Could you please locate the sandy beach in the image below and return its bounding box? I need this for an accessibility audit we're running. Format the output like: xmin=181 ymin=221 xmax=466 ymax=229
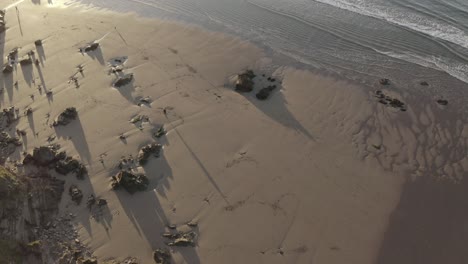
xmin=0 ymin=1 xmax=467 ymax=263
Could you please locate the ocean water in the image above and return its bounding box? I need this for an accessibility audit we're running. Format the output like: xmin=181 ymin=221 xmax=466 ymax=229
xmin=64 ymin=0 xmax=468 ymax=100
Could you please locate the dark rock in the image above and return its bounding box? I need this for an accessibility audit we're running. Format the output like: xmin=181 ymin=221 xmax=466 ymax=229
xmin=34 ymin=40 xmax=42 ymax=46
xmin=80 ymin=42 xmax=99 ymax=53
xmin=25 ymin=146 xmax=60 ymax=166
xmin=2 ymin=106 xmax=17 ymax=124
xmin=113 ymin=73 xmax=134 ymax=87
xmin=55 ymin=157 xmax=87 ymax=179
xmin=97 ymin=198 xmax=107 ymax=206
xmin=154 ymin=126 xmax=166 ymax=138
xmin=0 ymin=131 xmax=21 ymax=147
xmin=137 ymin=96 xmax=152 ymax=106
xmin=235 ymin=70 xmax=255 ymax=93
xmin=68 ymin=184 xmax=83 ymax=204
xmin=389 ymin=98 xmax=404 ymax=108
xmin=24 ymin=108 xmax=33 ymax=116
xmin=138 ymin=143 xmax=162 ymax=165
xmin=167 ymin=231 xmax=197 ymax=247
xmin=153 ymin=248 xmax=171 ymax=264
xmin=420 ymin=81 xmax=429 ymax=86
xmin=82 ymin=258 xmax=98 ymax=264
xmin=436 ymin=99 xmax=448 ymax=106
xmin=256 ymin=85 xmax=276 ymax=100
xmin=112 ymin=171 xmax=149 ymax=194
xmin=19 ymin=57 xmax=32 ymax=66
xmin=2 ymin=64 xmax=13 ymax=74
xmin=379 ymin=78 xmax=390 ymax=85
xmin=7 ymin=48 xmax=18 ymax=61
xmin=53 ymin=107 xmax=78 ymax=126
xmin=87 ymin=194 xmax=96 ymax=208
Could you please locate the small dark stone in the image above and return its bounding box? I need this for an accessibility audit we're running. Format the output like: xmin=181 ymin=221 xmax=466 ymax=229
xmin=436 ymin=99 xmax=448 ymax=106
xmin=379 ymin=78 xmax=390 ymax=85
xmin=420 ymin=81 xmax=429 ymax=86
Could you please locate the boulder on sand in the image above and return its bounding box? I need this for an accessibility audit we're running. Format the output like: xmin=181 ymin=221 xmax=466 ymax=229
xmin=436 ymin=99 xmax=448 ymax=105
xmin=55 ymin=157 xmax=87 ymax=179
xmin=256 ymin=85 xmax=276 ymax=100
xmin=138 ymin=143 xmax=162 ymax=165
xmin=113 ymin=73 xmax=134 ymax=87
xmin=53 ymin=107 xmax=78 ymax=126
xmin=111 ymin=170 xmax=149 ymax=194
xmin=69 ymin=184 xmax=83 ymax=204
xmin=235 ymin=70 xmax=255 ymax=93
xmin=153 ymin=248 xmax=171 ymax=264
xmin=2 ymin=64 xmax=13 ymax=74
xmin=23 ymin=145 xmax=65 ymax=166
xmin=80 ymin=42 xmax=99 ymax=53
xmin=379 ymin=78 xmax=390 ymax=85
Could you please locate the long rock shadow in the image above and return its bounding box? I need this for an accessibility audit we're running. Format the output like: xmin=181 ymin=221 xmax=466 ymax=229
xmin=86 ymin=46 xmax=105 ymax=65
xmin=21 ymin=63 xmax=34 ymax=87
xmin=53 ymin=116 xmax=92 ymax=165
xmin=2 ymin=70 xmax=14 ymax=102
xmin=27 ymin=111 xmax=36 ymax=135
xmin=245 ymin=87 xmax=315 ymax=141
xmin=36 ymin=43 xmax=46 ymax=65
xmin=114 ymin=153 xmax=200 ymax=264
xmin=112 ymin=75 xmax=135 ymax=103
xmin=376 ymin=175 xmax=468 ymax=264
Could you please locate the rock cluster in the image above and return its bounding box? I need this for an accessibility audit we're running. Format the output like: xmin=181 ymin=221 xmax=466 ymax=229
xmin=153 ymin=248 xmax=171 ymax=264
xmin=113 ymin=73 xmax=134 ymax=87
xmin=23 ymin=145 xmax=87 ymax=178
xmin=374 ymin=90 xmax=406 ymax=111
xmin=235 ymin=70 xmax=255 ymax=92
xmin=138 ymin=143 xmax=162 ymax=165
xmin=0 ymin=10 xmax=5 ymax=33
xmin=379 ymin=78 xmax=390 ymax=85
xmin=256 ymin=85 xmax=277 ymax=100
xmin=111 ymin=170 xmax=149 ymax=194
xmin=79 ymin=42 xmax=99 ymax=53
xmin=163 ymin=231 xmax=197 ymax=247
xmin=53 ymin=107 xmax=78 ymax=126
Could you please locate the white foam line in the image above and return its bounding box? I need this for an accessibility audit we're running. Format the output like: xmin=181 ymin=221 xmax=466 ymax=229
xmin=313 ymin=0 xmax=468 ymax=50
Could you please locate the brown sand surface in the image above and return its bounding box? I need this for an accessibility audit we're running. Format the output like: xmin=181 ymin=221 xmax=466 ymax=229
xmin=0 ymin=1 xmax=466 ymax=263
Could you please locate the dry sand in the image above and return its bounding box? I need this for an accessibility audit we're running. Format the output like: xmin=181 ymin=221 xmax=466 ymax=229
xmin=0 ymin=1 xmax=467 ymax=263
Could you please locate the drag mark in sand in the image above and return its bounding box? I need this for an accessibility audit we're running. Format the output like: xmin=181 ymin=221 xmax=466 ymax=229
xmin=164 ymin=108 xmax=230 ymax=205
xmin=15 ymin=6 xmax=23 ymax=36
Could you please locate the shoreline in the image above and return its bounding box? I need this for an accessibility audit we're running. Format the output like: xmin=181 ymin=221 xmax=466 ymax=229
xmin=0 ymin=1 xmax=466 ymax=264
